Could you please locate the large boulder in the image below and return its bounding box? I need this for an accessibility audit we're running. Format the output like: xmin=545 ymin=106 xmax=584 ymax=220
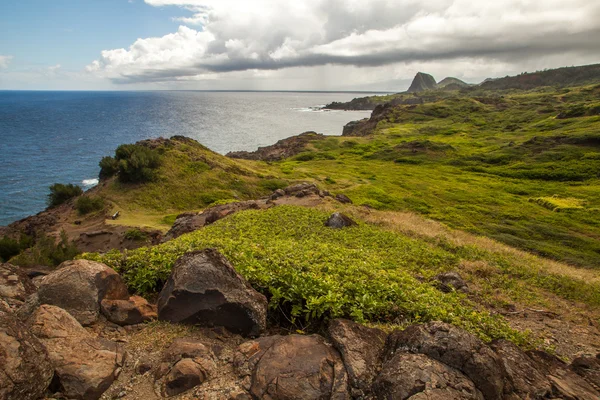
xmin=325 ymin=212 xmax=357 ymax=229
xmin=490 ymin=339 xmax=552 ymax=399
xmin=328 ymin=318 xmax=387 ymax=393
xmin=157 ymin=249 xmax=268 ymax=337
xmin=0 ymin=263 xmax=37 ymax=308
xmin=235 ymin=334 xmax=349 ymax=399
xmin=100 ymin=295 xmax=157 ymax=326
xmin=155 ymin=338 xmax=216 ymax=397
xmin=372 ymin=352 xmax=484 ymax=400
xmin=0 ymin=300 xmax=53 ymax=400
xmin=571 ymin=354 xmax=600 ymax=391
xmin=527 ymin=350 xmax=600 ymax=400
xmin=29 ymin=304 xmax=125 ymax=400
xmin=385 ymin=322 xmax=506 ymax=400
xmin=37 ymin=259 xmax=129 ymax=325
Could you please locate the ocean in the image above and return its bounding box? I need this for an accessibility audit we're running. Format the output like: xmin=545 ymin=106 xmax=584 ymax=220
xmin=0 ymin=91 xmax=374 ymax=225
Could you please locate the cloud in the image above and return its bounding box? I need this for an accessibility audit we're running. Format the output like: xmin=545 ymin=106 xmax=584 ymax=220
xmin=87 ymin=0 xmax=600 ymax=86
xmin=0 ymin=55 xmax=13 ymax=69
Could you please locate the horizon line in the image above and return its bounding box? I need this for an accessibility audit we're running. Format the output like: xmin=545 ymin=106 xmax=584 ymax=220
xmin=0 ymin=89 xmax=397 ymax=94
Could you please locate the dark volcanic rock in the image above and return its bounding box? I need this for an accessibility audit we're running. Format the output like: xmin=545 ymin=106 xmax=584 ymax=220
xmin=325 ymin=212 xmax=357 ymax=229
xmin=284 ymin=182 xmax=320 ymax=196
xmin=155 ymin=338 xmax=216 ymax=397
xmin=342 ymin=118 xmax=370 ymax=136
xmin=407 ymin=72 xmax=438 ymax=93
xmin=328 ymin=318 xmax=387 ymax=392
xmin=157 ymin=249 xmax=268 ymax=337
xmin=37 ymin=259 xmax=130 ymax=325
xmin=235 ymin=334 xmax=349 ymax=399
xmin=100 ymin=295 xmax=157 ymax=326
xmin=527 ymin=350 xmax=600 ymax=399
xmin=571 ymin=354 xmax=600 ymax=391
xmin=434 ymin=271 xmax=469 ymax=293
xmin=227 ymin=131 xmax=325 ymax=161
xmin=386 ymin=322 xmax=506 ymax=400
xmin=372 ymin=352 xmax=484 ymax=400
xmin=29 ymin=304 xmax=125 ymax=400
xmin=335 ymin=193 xmax=353 ymax=204
xmin=490 ymin=339 xmax=552 ymax=399
xmin=0 ymin=300 xmax=53 ymax=400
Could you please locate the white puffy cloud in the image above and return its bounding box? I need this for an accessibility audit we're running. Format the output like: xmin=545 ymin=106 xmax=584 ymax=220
xmin=0 ymin=55 xmax=13 ymax=69
xmin=86 ymin=0 xmax=600 ymax=88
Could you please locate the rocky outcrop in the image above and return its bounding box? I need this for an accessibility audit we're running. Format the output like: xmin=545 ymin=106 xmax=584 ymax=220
xmin=571 ymin=354 xmax=600 ymax=391
xmin=386 ymin=322 xmax=506 ymax=400
xmin=434 ymin=271 xmax=469 ymax=293
xmin=235 ymin=334 xmax=349 ymax=399
xmin=37 ymin=259 xmax=129 ymax=325
xmin=163 ymin=201 xmax=264 ymax=241
xmin=325 ymin=212 xmax=357 ymax=229
xmin=0 ymin=300 xmax=53 ymax=400
xmin=100 ymin=295 xmax=157 ymax=326
xmin=155 ymin=338 xmax=216 ymax=397
xmin=373 ymin=352 xmax=484 ymax=399
xmin=284 ymin=182 xmax=320 ymax=197
xmin=157 ymin=249 xmax=268 ymax=337
xmin=342 ymin=118 xmax=370 ymax=135
xmin=437 ymin=77 xmax=470 ymax=89
xmin=335 ymin=193 xmax=353 ymax=204
xmin=0 ymin=263 xmax=37 ymax=308
xmin=407 ymin=72 xmax=438 ymax=93
xmin=490 ymin=339 xmax=552 ymax=399
xmin=226 ymin=131 xmax=325 ymax=161
xmin=328 ymin=319 xmax=387 ymax=393
xmin=527 ymin=350 xmax=600 ymax=400
xmin=28 ymin=304 xmax=125 ymax=400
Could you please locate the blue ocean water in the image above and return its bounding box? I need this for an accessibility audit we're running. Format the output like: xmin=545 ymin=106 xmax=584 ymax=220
xmin=0 ymin=91 xmax=373 ymax=225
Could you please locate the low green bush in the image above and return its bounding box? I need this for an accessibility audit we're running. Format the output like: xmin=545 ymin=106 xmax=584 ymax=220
xmin=100 ymin=143 xmax=161 ymax=183
xmin=11 ymin=231 xmax=79 ymax=268
xmin=0 ymin=234 xmax=33 ymax=262
xmin=124 ymin=229 xmax=148 ymax=241
xmin=75 ymin=196 xmax=105 ymax=215
xmin=47 ymin=183 xmax=83 ymax=208
xmin=82 ymin=206 xmax=529 ymax=344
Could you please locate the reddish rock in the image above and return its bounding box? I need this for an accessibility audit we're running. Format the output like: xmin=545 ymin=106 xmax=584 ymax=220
xmin=100 ymin=295 xmax=157 ymax=326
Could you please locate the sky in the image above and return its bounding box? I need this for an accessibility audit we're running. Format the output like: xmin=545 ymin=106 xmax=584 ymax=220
xmin=1 ymin=0 xmax=600 ymax=91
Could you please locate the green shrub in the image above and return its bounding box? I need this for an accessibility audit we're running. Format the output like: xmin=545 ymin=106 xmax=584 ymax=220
xmin=100 ymin=144 xmax=161 ymax=183
xmin=47 ymin=183 xmax=83 ymax=208
xmin=11 ymin=231 xmax=79 ymax=268
xmin=82 ymin=206 xmax=528 ymax=344
xmin=99 ymin=156 xmax=119 ymax=179
xmin=75 ymin=196 xmax=105 ymax=215
xmin=124 ymin=229 xmax=148 ymax=241
xmin=0 ymin=234 xmax=33 ymax=262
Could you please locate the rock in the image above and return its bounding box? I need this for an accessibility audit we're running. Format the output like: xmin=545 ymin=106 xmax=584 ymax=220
xmin=434 ymin=272 xmax=469 ymax=293
xmin=0 ymin=263 xmax=37 ymax=308
xmin=284 ymin=182 xmax=319 ymax=196
xmin=100 ymin=295 xmax=157 ymax=326
xmin=163 ymin=212 xmax=202 ymax=241
xmin=407 ymin=72 xmax=438 ymax=93
xmin=235 ymin=334 xmax=349 ymax=399
xmin=270 ymin=189 xmax=285 ymax=200
xmin=490 ymin=339 xmax=552 ymax=399
xmin=386 ymin=322 xmax=506 ymax=400
xmin=157 ymin=249 xmax=268 ymax=337
xmin=571 ymin=354 xmax=600 ymax=391
xmin=328 ymin=318 xmax=387 ymax=392
xmin=38 ymin=259 xmax=129 ymax=325
xmin=135 ymin=356 xmax=153 ymax=375
xmin=335 ymin=193 xmax=353 ymax=204
xmin=29 ymin=304 xmax=125 ymax=400
xmin=372 ymin=352 xmax=483 ymax=400
xmin=0 ymin=300 xmax=53 ymax=400
xmin=325 ymin=212 xmax=357 ymax=229
xmin=226 ymin=132 xmax=325 ymax=161
xmin=342 ymin=119 xmax=370 ymax=136
xmin=155 ymin=338 xmax=216 ymax=397
xmin=527 ymin=350 xmax=600 ymax=400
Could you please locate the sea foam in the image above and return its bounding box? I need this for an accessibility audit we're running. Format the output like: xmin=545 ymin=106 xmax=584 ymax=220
xmin=82 ymin=178 xmax=99 ymax=187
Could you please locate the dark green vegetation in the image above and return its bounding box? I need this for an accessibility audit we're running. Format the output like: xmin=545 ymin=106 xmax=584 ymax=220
xmin=0 ymin=234 xmax=33 ymax=262
xmin=75 ymin=196 xmax=105 ymax=215
xmin=47 ymin=183 xmax=83 ymax=207
xmin=11 ymin=231 xmax=79 ymax=267
xmin=124 ymin=228 xmax=149 ymax=241
xmin=100 ymin=143 xmax=161 ymax=183
xmin=82 ymin=206 xmax=531 ymax=344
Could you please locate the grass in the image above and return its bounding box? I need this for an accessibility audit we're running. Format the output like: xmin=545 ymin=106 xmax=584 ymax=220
xmin=83 ymin=205 xmax=535 ymax=345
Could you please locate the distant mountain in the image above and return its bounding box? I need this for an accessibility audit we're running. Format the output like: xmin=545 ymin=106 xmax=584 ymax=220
xmin=437 ymin=77 xmax=470 ymax=89
xmin=480 ymin=63 xmax=600 ymax=90
xmin=407 ymin=72 xmax=438 ymax=93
